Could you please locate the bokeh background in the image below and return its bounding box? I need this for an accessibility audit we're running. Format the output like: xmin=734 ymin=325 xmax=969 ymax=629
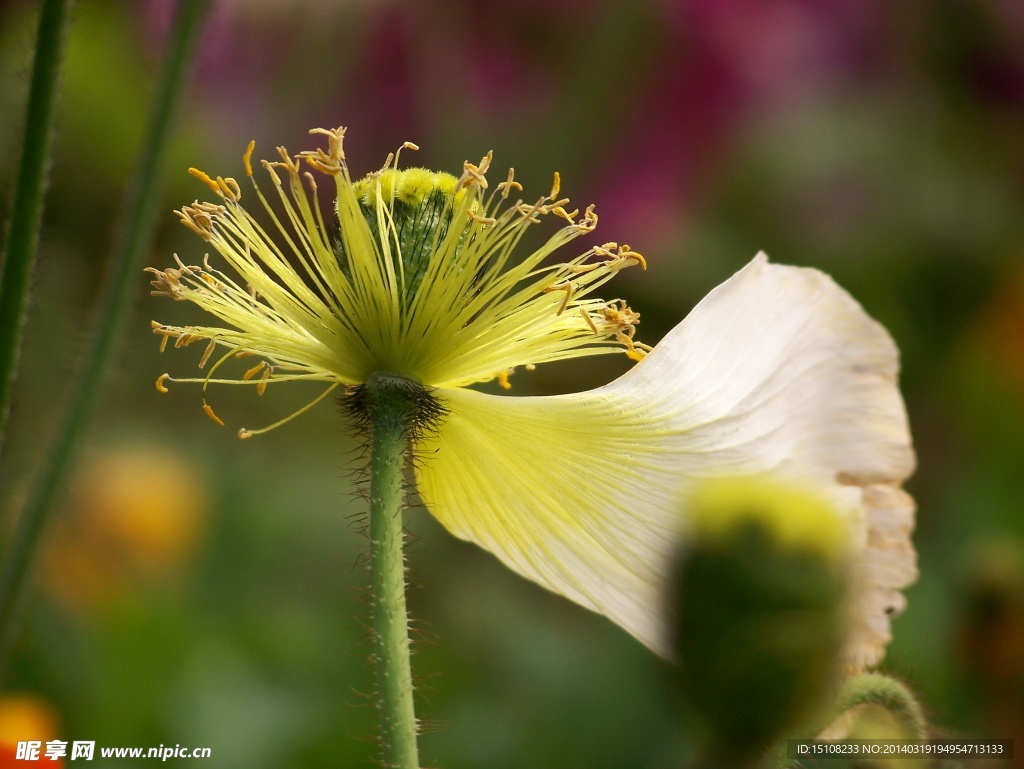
xmin=1 ymin=0 xmax=1023 ymax=766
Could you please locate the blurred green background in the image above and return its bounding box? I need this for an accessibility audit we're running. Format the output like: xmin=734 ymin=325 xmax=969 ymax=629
xmin=1 ymin=0 xmax=1023 ymax=766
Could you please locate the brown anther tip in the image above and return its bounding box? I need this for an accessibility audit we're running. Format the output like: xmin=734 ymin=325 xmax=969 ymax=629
xmin=155 ymin=374 xmax=170 ymax=393
xmin=188 ymin=167 xmax=219 ymax=192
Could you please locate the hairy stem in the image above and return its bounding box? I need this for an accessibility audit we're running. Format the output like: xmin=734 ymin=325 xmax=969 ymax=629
xmin=829 ymin=672 xmax=928 ymax=739
xmin=0 ymin=0 xmax=75 ymax=452
xmin=362 ymin=373 xmax=421 ymax=769
xmin=0 ymin=0 xmax=212 ymax=681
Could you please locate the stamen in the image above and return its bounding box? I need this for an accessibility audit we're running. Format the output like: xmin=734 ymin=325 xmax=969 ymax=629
xmin=497 ymin=168 xmax=523 ymax=199
xmin=550 ymin=171 xmax=561 ymax=200
xmin=260 ymin=159 xmax=282 ymax=186
xmin=217 ymin=176 xmax=242 ymax=202
xmin=307 ymin=127 xmax=346 ymax=165
xmin=574 ymin=204 xmax=598 ymax=233
xmin=188 ymin=167 xmax=219 ymax=192
xmin=155 ymin=373 xmax=170 ymax=393
xmin=580 ymin=307 xmax=600 ymax=335
xmin=497 ymin=368 xmax=514 ymax=389
xmin=243 ymin=361 xmax=267 ymax=380
xmin=469 ymin=211 xmax=497 ymax=226
xmin=237 ymin=383 xmax=339 ymax=439
xmin=202 ymin=402 xmax=225 ymax=426
xmin=257 ymin=365 xmax=272 ymax=396
xmin=199 ymin=339 xmax=217 ymax=369
xmin=616 ymin=245 xmax=647 ymax=270
xmin=542 ymin=281 xmax=574 ymax=315
xmin=394 ymin=142 xmax=418 ymax=171
xmin=243 ymin=140 xmax=256 ymax=176
xmin=553 ymin=206 xmax=579 ymax=224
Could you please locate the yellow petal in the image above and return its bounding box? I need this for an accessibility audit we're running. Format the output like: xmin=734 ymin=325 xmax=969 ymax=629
xmin=417 ymin=253 xmax=916 ymax=669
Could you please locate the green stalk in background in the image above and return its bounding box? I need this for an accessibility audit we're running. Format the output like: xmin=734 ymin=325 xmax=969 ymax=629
xmin=0 ymin=0 xmax=75 ymax=452
xmin=0 ymin=0 xmax=213 ymax=681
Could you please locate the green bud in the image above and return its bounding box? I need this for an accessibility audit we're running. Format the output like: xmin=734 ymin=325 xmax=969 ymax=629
xmin=672 ymin=477 xmax=850 ymax=767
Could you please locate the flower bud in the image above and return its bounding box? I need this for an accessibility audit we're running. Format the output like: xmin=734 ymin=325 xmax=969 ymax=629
xmin=671 ymin=477 xmax=851 ymax=766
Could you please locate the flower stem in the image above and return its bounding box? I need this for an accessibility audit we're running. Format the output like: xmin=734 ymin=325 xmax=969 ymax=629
xmin=0 ymin=0 xmax=75 ymax=452
xmin=362 ymin=373 xmax=422 ymax=769
xmin=0 ymin=0 xmax=211 ymax=681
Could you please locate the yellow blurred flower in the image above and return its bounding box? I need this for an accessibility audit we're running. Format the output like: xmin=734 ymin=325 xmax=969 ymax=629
xmin=43 ymin=445 xmax=208 ymax=611
xmin=149 ymin=128 xmax=915 ymax=670
xmin=0 ymin=693 xmax=60 ymax=766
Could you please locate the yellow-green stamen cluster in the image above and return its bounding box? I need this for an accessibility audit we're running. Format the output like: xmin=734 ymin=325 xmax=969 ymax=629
xmin=147 ymin=127 xmax=648 ymax=434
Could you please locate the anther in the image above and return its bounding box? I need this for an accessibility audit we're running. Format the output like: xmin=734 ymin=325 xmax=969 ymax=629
xmin=469 ymin=211 xmax=497 ymax=226
xmin=308 ymin=127 xmax=347 ymax=164
xmin=553 ymin=206 xmax=579 ymax=224
xmin=202 ymin=403 xmax=225 ymax=426
xmin=243 ymin=140 xmax=256 ymax=176
xmin=515 ymin=202 xmax=543 ymax=224
xmin=199 ymin=339 xmax=217 ymax=369
xmin=217 ymin=177 xmax=242 ymax=202
xmin=257 ymin=366 xmax=272 ymax=396
xmin=498 ymin=168 xmax=522 ymax=199
xmin=243 ymin=361 xmax=267 ymax=380
xmin=260 ymin=159 xmax=282 ymax=186
xmin=543 ymin=281 xmax=574 ymax=315
xmin=188 ymin=167 xmax=219 ymax=192
xmin=155 ymin=374 xmax=170 ymax=393
xmin=573 ymin=204 xmax=599 ymax=232
xmin=580 ymin=308 xmax=600 ymax=335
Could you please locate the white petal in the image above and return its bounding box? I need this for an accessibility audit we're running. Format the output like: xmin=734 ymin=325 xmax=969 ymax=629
xmin=416 ymin=253 xmax=916 ymax=668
